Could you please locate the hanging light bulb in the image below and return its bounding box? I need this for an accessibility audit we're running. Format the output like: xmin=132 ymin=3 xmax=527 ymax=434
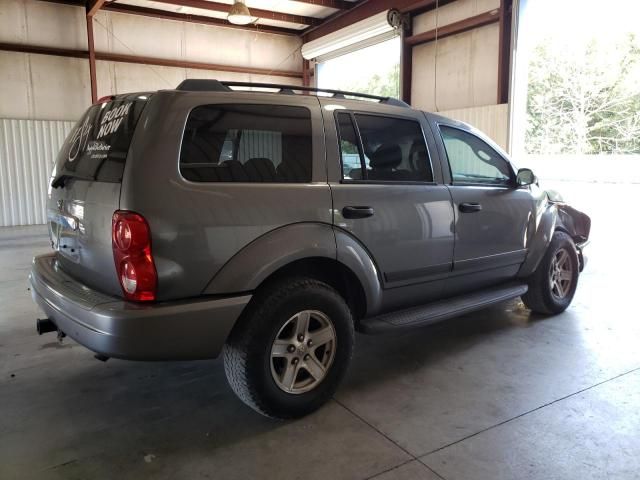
xmin=228 ymin=0 xmax=253 ymax=25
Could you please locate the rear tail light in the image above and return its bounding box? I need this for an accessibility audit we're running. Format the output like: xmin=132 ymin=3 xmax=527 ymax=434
xmin=112 ymin=211 xmax=157 ymax=301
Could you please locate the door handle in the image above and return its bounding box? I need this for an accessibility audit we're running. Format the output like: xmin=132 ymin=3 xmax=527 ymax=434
xmin=459 ymin=202 xmax=482 ymax=213
xmin=342 ymin=206 xmax=374 ymax=219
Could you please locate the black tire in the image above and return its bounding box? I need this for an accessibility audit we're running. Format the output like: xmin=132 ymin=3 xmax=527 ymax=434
xmin=223 ymin=277 xmax=354 ymax=419
xmin=522 ymin=231 xmax=579 ymax=315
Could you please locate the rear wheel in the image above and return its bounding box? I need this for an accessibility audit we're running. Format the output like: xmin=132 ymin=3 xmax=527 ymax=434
xmin=522 ymin=231 xmax=579 ymax=315
xmin=223 ymin=277 xmax=354 ymax=419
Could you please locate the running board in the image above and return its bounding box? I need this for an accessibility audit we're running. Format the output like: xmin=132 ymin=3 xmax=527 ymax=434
xmin=359 ymin=283 xmax=528 ymax=334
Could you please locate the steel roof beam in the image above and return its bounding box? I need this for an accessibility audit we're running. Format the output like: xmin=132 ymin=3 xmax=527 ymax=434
xmin=151 ymin=0 xmax=323 ymax=26
xmin=103 ymin=3 xmax=300 ymax=35
xmin=87 ymin=0 xmax=106 ymax=17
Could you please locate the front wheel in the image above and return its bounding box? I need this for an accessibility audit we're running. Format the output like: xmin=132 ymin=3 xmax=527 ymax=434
xmin=522 ymin=231 xmax=579 ymax=315
xmin=223 ymin=277 xmax=354 ymax=419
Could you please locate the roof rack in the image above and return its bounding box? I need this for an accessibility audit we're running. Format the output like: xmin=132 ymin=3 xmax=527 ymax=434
xmin=175 ymin=79 xmax=410 ymax=108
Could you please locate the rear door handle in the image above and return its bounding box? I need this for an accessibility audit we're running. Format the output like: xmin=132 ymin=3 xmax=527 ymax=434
xmin=342 ymin=206 xmax=374 ymax=219
xmin=459 ymin=202 xmax=482 ymax=213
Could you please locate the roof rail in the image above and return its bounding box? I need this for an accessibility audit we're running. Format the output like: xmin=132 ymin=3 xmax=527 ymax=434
xmin=176 ymin=79 xmax=231 ymax=92
xmin=175 ymin=79 xmax=410 ymax=108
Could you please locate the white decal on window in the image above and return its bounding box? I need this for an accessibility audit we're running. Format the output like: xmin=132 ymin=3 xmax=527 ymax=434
xmin=97 ymin=102 xmax=132 ymax=140
xmin=67 ymin=116 xmax=93 ymax=162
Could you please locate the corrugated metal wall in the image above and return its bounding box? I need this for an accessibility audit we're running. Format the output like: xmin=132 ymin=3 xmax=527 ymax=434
xmin=0 ymin=118 xmax=74 ymax=227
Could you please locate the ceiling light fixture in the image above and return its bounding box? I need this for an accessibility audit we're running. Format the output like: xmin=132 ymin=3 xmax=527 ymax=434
xmin=228 ymin=0 xmax=253 ymax=25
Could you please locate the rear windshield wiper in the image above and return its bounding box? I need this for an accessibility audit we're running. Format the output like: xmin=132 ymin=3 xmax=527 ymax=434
xmin=51 ymin=171 xmax=95 ymax=189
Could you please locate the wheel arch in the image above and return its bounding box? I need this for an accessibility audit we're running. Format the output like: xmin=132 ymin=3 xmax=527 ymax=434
xmin=519 ymin=199 xmax=591 ymax=278
xmin=249 ymin=257 xmax=369 ymax=322
xmin=518 ymin=202 xmax=558 ymax=278
xmin=204 ymin=222 xmax=383 ymax=319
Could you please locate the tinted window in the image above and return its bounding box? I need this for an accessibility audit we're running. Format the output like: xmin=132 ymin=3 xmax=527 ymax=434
xmin=336 ymin=112 xmax=364 ymax=179
xmin=180 ymin=104 xmax=312 ymax=183
xmin=54 ymin=93 xmax=149 ymax=183
xmin=340 ymin=114 xmax=432 ymax=182
xmin=440 ymin=126 xmax=512 ymax=185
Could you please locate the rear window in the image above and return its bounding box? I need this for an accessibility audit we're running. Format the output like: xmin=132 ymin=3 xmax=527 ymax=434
xmin=54 ymin=94 xmax=150 ymax=183
xmin=180 ymin=104 xmax=312 ymax=183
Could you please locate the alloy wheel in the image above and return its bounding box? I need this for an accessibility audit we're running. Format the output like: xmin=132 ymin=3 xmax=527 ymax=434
xmin=270 ymin=310 xmax=337 ymax=394
xmin=549 ymin=247 xmax=573 ymax=300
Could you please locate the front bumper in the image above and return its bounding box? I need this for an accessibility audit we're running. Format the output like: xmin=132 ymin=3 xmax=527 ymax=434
xmin=576 ymin=240 xmax=589 ymax=272
xmin=29 ymin=254 xmax=251 ymax=360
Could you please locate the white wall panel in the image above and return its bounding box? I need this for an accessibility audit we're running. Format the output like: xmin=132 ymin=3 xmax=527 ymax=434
xmin=411 ymin=22 xmax=500 ymax=112
xmin=95 ymin=61 xmax=186 ymax=99
xmin=0 ymin=52 xmax=31 ymax=120
xmin=0 ymin=0 xmax=86 ymax=50
xmin=93 ymin=10 xmax=185 ymax=62
xmin=0 ymin=52 xmax=91 ymax=121
xmin=0 ymin=118 xmax=74 ymax=227
xmin=95 ymin=62 xmax=302 ymax=99
xmin=92 ymin=10 xmax=302 ymax=73
xmin=413 ymin=0 xmax=500 ymax=34
xmin=0 ymin=0 xmax=303 ymax=121
xmin=439 ymin=103 xmax=509 ymax=151
xmin=184 ymin=22 xmax=302 ymax=71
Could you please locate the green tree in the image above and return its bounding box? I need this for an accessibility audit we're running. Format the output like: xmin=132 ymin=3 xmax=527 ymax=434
xmin=342 ymin=64 xmax=400 ymax=99
xmin=526 ymin=34 xmax=640 ymax=154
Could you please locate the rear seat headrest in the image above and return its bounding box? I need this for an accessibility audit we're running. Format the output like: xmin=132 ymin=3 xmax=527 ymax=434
xmin=370 ymin=143 xmax=402 ymax=169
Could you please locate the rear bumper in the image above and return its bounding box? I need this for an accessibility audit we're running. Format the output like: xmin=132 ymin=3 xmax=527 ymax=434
xmin=29 ymin=254 xmax=251 ymax=360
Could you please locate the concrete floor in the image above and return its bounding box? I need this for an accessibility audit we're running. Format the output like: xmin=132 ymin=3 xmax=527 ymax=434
xmin=1 ymin=181 xmax=639 ymax=480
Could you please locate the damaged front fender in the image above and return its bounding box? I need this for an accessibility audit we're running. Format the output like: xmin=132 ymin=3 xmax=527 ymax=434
xmin=518 ymin=191 xmax=591 ymax=278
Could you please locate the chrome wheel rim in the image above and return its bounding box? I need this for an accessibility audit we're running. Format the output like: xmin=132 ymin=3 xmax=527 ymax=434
xmin=549 ymin=247 xmax=573 ymax=300
xmin=270 ymin=310 xmax=337 ymax=395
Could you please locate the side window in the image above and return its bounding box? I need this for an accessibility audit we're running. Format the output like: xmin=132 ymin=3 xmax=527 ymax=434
xmin=180 ymin=104 xmax=312 ymax=182
xmin=336 ymin=112 xmax=365 ymax=180
xmin=440 ymin=126 xmax=512 ymax=185
xmin=351 ymin=114 xmax=433 ymax=182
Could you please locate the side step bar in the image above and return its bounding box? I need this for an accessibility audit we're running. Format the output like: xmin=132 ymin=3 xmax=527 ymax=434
xmin=359 ymin=283 xmax=528 ymax=334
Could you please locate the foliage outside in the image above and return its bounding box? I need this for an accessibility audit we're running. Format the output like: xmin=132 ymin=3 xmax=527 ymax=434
xmin=526 ymin=34 xmax=640 ymax=154
xmin=342 ymin=63 xmax=400 ymax=100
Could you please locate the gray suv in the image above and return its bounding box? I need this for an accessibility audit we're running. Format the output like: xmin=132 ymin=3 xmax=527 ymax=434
xmin=30 ymin=80 xmax=590 ymax=418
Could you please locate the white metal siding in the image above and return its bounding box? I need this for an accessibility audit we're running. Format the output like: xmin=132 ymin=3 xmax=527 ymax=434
xmin=439 ymin=104 xmax=509 ymax=151
xmin=0 ymin=118 xmax=74 ymax=227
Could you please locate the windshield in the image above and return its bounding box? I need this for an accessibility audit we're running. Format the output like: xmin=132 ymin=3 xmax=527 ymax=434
xmin=52 ymin=93 xmax=150 ymax=184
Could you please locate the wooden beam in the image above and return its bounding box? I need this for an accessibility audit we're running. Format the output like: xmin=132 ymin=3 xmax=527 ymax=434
xmin=87 ymin=0 xmax=106 ymax=18
xmin=36 ymin=0 xmax=85 ymax=6
xmin=103 ymin=3 xmax=300 ymax=36
xmin=95 ymin=52 xmax=303 ymax=78
xmin=404 ymin=9 xmax=500 ymax=47
xmin=302 ymin=59 xmax=311 ymax=86
xmin=86 ymin=14 xmax=98 ymax=103
xmin=0 ymin=43 xmax=303 ymax=79
xmin=497 ymin=0 xmax=512 ymax=104
xmin=0 ymin=42 xmax=87 ymax=59
xmin=400 ymin=20 xmax=412 ymax=104
xmin=151 ymin=0 xmax=323 ymax=26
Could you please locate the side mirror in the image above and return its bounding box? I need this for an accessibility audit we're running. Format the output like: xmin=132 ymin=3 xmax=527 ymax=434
xmin=516 ymin=168 xmax=536 ymax=186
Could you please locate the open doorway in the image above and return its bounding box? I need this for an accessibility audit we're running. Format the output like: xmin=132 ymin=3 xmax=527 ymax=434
xmin=511 ymin=0 xmax=640 ymax=297
xmin=316 ymin=36 xmax=401 ymax=99
xmin=512 ymin=0 xmax=640 ymax=173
